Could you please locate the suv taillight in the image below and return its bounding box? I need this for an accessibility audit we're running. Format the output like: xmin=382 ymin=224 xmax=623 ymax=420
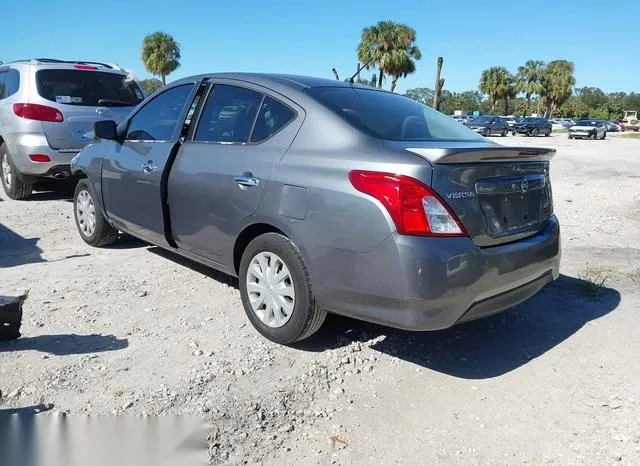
xmin=13 ymin=103 xmax=64 ymax=122
xmin=348 ymin=170 xmax=466 ymax=236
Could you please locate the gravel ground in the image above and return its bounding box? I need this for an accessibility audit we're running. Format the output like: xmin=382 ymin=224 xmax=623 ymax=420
xmin=1 ymin=133 xmax=639 ymax=465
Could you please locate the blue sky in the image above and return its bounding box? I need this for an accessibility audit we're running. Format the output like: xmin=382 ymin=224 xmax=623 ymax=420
xmin=2 ymin=0 xmax=638 ymax=94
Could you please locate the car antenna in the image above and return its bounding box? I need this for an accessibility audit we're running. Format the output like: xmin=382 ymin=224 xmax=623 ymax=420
xmin=347 ymin=57 xmax=375 ymax=84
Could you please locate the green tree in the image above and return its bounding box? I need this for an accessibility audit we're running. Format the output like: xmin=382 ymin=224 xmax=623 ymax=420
xmin=141 ymin=31 xmax=181 ymax=85
xmin=515 ymin=60 xmax=544 ymax=115
xmin=139 ymin=78 xmax=163 ymax=95
xmin=357 ymin=20 xmax=422 ymax=92
xmin=479 ymin=66 xmax=512 ymax=113
xmin=539 ymin=60 xmax=575 ymax=118
xmin=403 ymin=87 xmax=434 ymax=105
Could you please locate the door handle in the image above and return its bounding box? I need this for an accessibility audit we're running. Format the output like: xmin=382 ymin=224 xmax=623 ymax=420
xmin=142 ymin=161 xmax=157 ymax=174
xmin=234 ymin=175 xmax=260 ymax=188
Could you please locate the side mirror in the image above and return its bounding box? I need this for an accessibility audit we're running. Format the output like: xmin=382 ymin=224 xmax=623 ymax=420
xmin=94 ymin=120 xmax=118 ymax=140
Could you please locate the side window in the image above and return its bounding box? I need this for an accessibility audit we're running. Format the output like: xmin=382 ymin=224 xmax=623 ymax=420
xmin=126 ymin=84 xmax=194 ymax=141
xmin=5 ymin=70 xmax=20 ymax=97
xmin=0 ymin=71 xmax=7 ymax=99
xmin=250 ymin=97 xmax=296 ymax=143
xmin=194 ymin=85 xmax=263 ymax=143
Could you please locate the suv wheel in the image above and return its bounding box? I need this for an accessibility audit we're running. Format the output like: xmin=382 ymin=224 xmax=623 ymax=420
xmin=531 ymin=128 xmax=539 ymax=137
xmin=73 ymin=180 xmax=119 ymax=247
xmin=239 ymin=233 xmax=326 ymax=345
xmin=1 ymin=144 xmax=33 ymax=200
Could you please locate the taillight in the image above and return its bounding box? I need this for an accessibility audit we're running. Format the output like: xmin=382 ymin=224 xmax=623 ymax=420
xmin=13 ymin=103 xmax=64 ymax=122
xmin=348 ymin=170 xmax=466 ymax=237
xmin=29 ymin=154 xmax=52 ymax=163
xmin=74 ymin=64 xmax=97 ymax=70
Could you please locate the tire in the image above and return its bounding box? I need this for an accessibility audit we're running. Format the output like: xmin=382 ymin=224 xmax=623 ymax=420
xmin=568 ymin=134 xmax=573 ymax=139
xmin=512 ymin=130 xmax=516 ymax=136
xmin=239 ymin=232 xmax=326 ymax=345
xmin=73 ymin=179 xmax=118 ymax=247
xmin=590 ymin=131 xmax=596 ymax=140
xmin=1 ymin=144 xmax=33 ymax=200
xmin=483 ymin=128 xmax=490 ymax=137
xmin=544 ymin=128 xmax=551 ymax=136
xmin=532 ymin=128 xmax=539 ymax=137
xmin=501 ymin=128 xmax=507 ymax=137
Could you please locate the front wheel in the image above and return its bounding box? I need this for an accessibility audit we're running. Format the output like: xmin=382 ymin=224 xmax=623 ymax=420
xmin=1 ymin=144 xmax=33 ymax=200
xmin=73 ymin=180 xmax=119 ymax=247
xmin=239 ymin=233 xmax=326 ymax=345
xmin=601 ymin=131 xmax=607 ymax=140
xmin=501 ymin=128 xmax=507 ymax=137
xmin=590 ymin=131 xmax=597 ymax=140
xmin=532 ymin=128 xmax=539 ymax=137
xmin=483 ymin=128 xmax=490 ymax=137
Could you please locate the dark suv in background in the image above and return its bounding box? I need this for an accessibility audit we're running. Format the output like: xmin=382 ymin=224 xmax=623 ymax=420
xmin=465 ymin=116 xmax=510 ymax=137
xmin=513 ymin=117 xmax=552 ymax=137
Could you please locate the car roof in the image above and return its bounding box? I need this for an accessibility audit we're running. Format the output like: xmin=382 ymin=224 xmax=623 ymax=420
xmin=170 ymin=72 xmax=381 ymax=93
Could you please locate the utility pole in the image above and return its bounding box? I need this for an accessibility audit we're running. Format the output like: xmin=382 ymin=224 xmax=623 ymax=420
xmin=433 ymin=56 xmax=443 ymax=110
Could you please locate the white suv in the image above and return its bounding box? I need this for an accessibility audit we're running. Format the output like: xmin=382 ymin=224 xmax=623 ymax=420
xmin=0 ymin=58 xmax=145 ymax=199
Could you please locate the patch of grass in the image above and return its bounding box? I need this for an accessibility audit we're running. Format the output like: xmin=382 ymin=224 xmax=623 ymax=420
xmin=579 ymin=267 xmax=611 ymax=298
xmin=629 ymin=269 xmax=640 ymax=282
xmin=112 ymin=389 xmax=124 ymax=397
xmin=622 ymin=132 xmax=640 ymax=139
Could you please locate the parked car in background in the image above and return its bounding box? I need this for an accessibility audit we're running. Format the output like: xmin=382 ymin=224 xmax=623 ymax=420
xmin=514 ymin=117 xmax=552 ymax=136
xmin=605 ymin=121 xmax=622 ymax=132
xmin=502 ymin=115 xmax=517 ymax=131
xmin=621 ymin=111 xmax=639 ymax=132
xmin=568 ymin=119 xmax=607 ymax=139
xmin=0 ymin=58 xmax=145 ymax=199
xmin=71 ymin=73 xmax=560 ymax=344
xmin=550 ymin=119 xmax=573 ymax=130
xmin=465 ymin=115 xmax=510 ymax=136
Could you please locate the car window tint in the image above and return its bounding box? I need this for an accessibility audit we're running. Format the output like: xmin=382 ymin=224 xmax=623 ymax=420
xmin=194 ymin=85 xmax=263 ymax=143
xmin=250 ymin=97 xmax=295 ymax=142
xmin=126 ymin=84 xmax=194 ymax=141
xmin=36 ymin=70 xmax=144 ymax=107
xmin=307 ymin=87 xmax=484 ymax=142
xmin=4 ymin=70 xmax=19 ymax=97
xmin=0 ymin=71 xmax=7 ymax=99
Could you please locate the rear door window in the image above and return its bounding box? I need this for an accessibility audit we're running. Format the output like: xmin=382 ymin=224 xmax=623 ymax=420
xmin=194 ymin=85 xmax=263 ymax=143
xmin=35 ymin=69 xmax=144 ymax=107
xmin=0 ymin=71 xmax=7 ymax=99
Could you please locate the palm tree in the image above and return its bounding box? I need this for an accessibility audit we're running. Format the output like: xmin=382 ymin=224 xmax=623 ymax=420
xmin=357 ymin=21 xmax=421 ymax=91
xmin=515 ymin=60 xmax=544 ymax=115
xmin=539 ymin=60 xmax=576 ymax=118
xmin=479 ymin=66 xmax=512 ymax=113
xmin=141 ymin=31 xmax=181 ymax=85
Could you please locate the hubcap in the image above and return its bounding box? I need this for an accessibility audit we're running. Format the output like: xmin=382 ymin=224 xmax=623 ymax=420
xmin=246 ymin=251 xmax=295 ymax=328
xmin=76 ymin=189 xmax=96 ymax=237
xmin=2 ymin=153 xmax=11 ymax=189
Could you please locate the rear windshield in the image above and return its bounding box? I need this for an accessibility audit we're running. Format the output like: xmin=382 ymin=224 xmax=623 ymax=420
xmin=36 ymin=69 xmax=144 ymax=107
xmin=575 ymin=120 xmax=599 ymax=126
xmin=306 ymin=87 xmax=484 ymax=142
xmin=522 ymin=117 xmax=540 ymax=123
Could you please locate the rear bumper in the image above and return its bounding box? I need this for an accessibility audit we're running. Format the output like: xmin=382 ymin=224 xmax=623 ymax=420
xmin=9 ymin=133 xmax=80 ymax=179
xmin=312 ymin=215 xmax=561 ymax=331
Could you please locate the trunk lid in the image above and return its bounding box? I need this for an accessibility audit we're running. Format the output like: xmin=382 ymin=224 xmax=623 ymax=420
xmin=386 ymin=141 xmax=556 ymax=247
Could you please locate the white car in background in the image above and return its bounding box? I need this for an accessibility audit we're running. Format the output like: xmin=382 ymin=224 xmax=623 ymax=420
xmin=568 ymin=119 xmax=607 ymax=140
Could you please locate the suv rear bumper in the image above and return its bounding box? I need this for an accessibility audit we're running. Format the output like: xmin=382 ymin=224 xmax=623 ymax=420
xmin=10 ymin=133 xmax=79 ymax=180
xmin=312 ymin=215 xmax=561 ymax=331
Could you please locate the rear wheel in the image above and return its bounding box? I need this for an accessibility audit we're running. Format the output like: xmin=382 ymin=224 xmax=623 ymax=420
xmin=532 ymin=128 xmax=539 ymax=137
xmin=601 ymin=131 xmax=607 ymax=140
xmin=501 ymin=128 xmax=507 ymax=137
xmin=73 ymin=180 xmax=119 ymax=247
xmin=239 ymin=232 xmax=326 ymax=345
xmin=483 ymin=128 xmax=490 ymax=137
xmin=544 ymin=128 xmax=551 ymax=136
xmin=1 ymin=144 xmax=33 ymax=200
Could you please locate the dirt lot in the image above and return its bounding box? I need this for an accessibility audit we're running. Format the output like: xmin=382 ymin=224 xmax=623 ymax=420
xmin=1 ymin=132 xmax=640 ymax=465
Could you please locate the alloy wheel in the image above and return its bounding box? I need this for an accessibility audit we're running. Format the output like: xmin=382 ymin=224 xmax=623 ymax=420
xmin=2 ymin=152 xmax=12 ymax=189
xmin=246 ymin=251 xmax=295 ymax=328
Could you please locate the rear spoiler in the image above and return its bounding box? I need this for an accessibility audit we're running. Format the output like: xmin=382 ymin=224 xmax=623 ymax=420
xmin=404 ymin=146 xmax=556 ymax=164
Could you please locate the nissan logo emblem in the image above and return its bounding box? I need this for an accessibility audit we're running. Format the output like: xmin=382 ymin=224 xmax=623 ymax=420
xmin=521 ymin=178 xmax=529 ymax=193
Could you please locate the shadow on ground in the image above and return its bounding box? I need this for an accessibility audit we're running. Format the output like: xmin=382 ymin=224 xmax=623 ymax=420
xmin=0 ymin=224 xmax=45 ymax=268
xmin=296 ymin=274 xmax=620 ymax=379
xmin=0 ymin=333 xmax=128 ymax=356
xmin=0 ymin=404 xmax=54 ymax=416
xmin=148 ymin=246 xmax=238 ymax=288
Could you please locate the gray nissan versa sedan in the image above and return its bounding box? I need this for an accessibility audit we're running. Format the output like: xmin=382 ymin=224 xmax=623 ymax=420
xmin=70 ymin=73 xmax=561 ymax=345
